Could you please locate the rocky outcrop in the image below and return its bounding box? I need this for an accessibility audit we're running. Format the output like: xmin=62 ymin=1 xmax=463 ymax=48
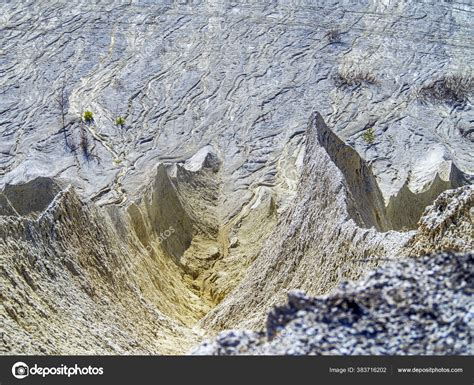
xmin=0 ymin=1 xmax=473 ymax=355
xmin=0 ymin=177 xmax=61 ymax=218
xmin=192 ymin=252 xmax=473 ymax=355
xmin=127 ymin=164 xmax=194 ymax=261
xmin=196 ymin=111 xmax=473 ymax=335
xmin=317 ymin=118 xmax=471 ymax=232
xmin=385 ymin=163 xmax=470 ymax=231
xmin=197 ymin=112 xmax=411 ymax=332
xmin=406 ymin=185 xmax=473 ymax=255
xmin=1 ymin=111 xmax=472 ymax=355
xmin=316 ymin=112 xmax=390 ymax=231
xmin=0 ymin=184 xmax=209 ymax=354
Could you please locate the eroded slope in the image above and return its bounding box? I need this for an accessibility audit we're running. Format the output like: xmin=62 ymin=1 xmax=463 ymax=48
xmin=0 ymin=1 xmax=473 ymax=355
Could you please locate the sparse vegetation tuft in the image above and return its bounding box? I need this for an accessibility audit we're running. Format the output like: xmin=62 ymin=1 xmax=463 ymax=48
xmin=419 ymin=74 xmax=473 ymax=105
xmin=83 ymin=110 xmax=94 ymax=123
xmin=335 ymin=68 xmax=378 ymax=88
xmin=115 ymin=116 xmax=125 ymax=127
xmin=363 ymin=127 xmax=376 ymax=144
xmin=327 ymin=29 xmax=341 ymax=44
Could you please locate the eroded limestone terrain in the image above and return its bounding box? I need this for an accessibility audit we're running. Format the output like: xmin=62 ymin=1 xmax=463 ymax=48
xmin=193 ymin=252 xmax=474 ymax=355
xmin=1 ymin=1 xmax=473 ymax=354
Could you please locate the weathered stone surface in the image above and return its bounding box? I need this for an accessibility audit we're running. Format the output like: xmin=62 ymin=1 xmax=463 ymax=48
xmin=192 ymin=252 xmax=474 ymax=355
xmin=0 ymin=1 xmax=472 ymax=355
xmin=406 ymin=185 xmax=474 ymax=255
xmin=0 ymin=1 xmax=471 ymax=209
xmin=0 ymin=186 xmax=208 ymax=354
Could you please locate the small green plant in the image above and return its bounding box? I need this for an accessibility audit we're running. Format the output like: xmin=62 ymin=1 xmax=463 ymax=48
xmin=363 ymin=127 xmax=375 ymax=144
xmin=115 ymin=116 xmax=125 ymax=127
xmin=83 ymin=110 xmax=94 ymax=123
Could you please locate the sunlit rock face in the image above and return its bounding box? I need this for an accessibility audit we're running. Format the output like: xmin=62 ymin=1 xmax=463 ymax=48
xmin=0 ymin=1 xmax=472 ymax=354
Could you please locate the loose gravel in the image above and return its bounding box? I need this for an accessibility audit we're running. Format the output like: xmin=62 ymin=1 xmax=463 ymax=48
xmin=192 ymin=252 xmax=473 ymax=355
